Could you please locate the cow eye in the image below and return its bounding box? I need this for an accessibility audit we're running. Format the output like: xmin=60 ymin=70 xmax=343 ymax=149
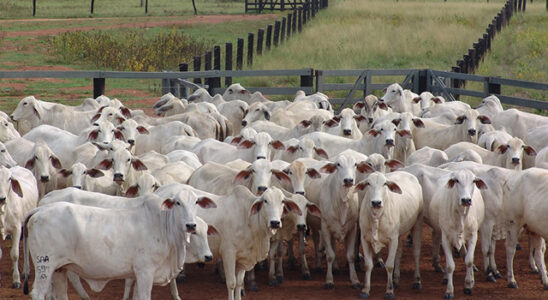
xmin=263 ymin=199 xmax=268 ymax=204
xmin=255 ymin=109 xmax=260 ymax=112
xmin=0 ymin=150 xmax=4 ymax=153
xmin=176 ymin=201 xmax=181 ymax=206
xmin=23 ymin=102 xmax=28 ymax=105
xmin=3 ymin=123 xmax=7 ymax=126
xmin=127 ymin=158 xmax=131 ymax=162
xmin=108 ymin=113 xmax=113 ymax=116
xmin=336 ymin=163 xmax=340 ymax=167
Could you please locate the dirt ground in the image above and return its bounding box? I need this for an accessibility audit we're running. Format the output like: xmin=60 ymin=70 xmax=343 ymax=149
xmin=0 ymin=228 xmax=546 ymax=299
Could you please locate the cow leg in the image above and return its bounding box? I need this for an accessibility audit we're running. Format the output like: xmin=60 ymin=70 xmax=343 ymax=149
xmin=393 ymin=236 xmax=403 ymax=289
xmin=132 ymin=273 xmax=153 ymax=300
xmin=276 ymin=241 xmax=285 ymax=283
xmin=312 ymin=228 xmax=322 ymax=272
xmin=479 ymin=224 xmax=496 ymax=282
xmin=441 ymin=233 xmax=455 ymax=299
xmin=384 ymin=235 xmax=399 ymax=298
xmin=50 ymin=270 xmax=68 ymax=300
xmin=235 ymin=268 xmax=245 ymax=300
xmin=345 ymin=225 xmax=360 ymax=288
xmin=268 ymin=240 xmax=279 ymax=286
xmin=360 ymin=238 xmax=374 ymax=298
xmin=505 ymin=222 xmax=520 ymax=288
xmin=411 ymin=221 xmax=423 ymax=289
xmin=122 ymin=279 xmax=134 ymax=300
xmin=528 ymin=234 xmax=539 ymax=273
xmin=169 ymin=280 xmax=181 ymax=300
xmin=287 ymin=238 xmax=297 ymax=270
xmin=464 ymin=232 xmax=478 ymax=294
xmin=245 ymin=269 xmax=258 ymax=291
xmin=431 ymin=228 xmax=443 ymax=273
xmin=30 ymin=263 xmax=54 ymax=300
xmin=331 ymin=238 xmax=340 ymax=273
xmin=321 ymin=224 xmax=335 ymax=289
xmin=489 ymin=239 xmax=501 ymax=279
xmin=10 ymin=226 xmax=22 ymax=288
xmin=66 ymin=271 xmax=90 ymax=300
xmin=298 ymin=230 xmax=311 ymax=280
xmin=222 ymin=252 xmax=237 ymax=300
xmin=531 ymin=235 xmax=548 ymax=289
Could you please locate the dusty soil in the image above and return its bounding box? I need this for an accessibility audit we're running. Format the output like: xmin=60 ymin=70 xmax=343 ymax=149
xmin=0 ymin=228 xmax=546 ymax=299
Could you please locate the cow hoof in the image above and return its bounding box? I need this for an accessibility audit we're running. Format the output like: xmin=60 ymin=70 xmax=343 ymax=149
xmin=544 ymin=284 xmax=548 ymax=290
xmin=473 ymin=265 xmax=479 ymax=272
xmin=393 ymin=282 xmax=398 ymax=289
xmin=314 ymin=267 xmax=323 ymax=274
xmin=12 ymin=282 xmax=20 ymax=289
xmin=434 ymin=265 xmax=444 ymax=273
xmin=494 ymin=271 xmax=503 ymax=279
xmin=276 ymin=275 xmax=283 ymax=284
xmin=324 ymin=283 xmax=334 ymax=289
xmin=463 ymin=288 xmax=472 ymax=295
xmin=302 ymin=273 xmax=311 ymax=280
xmin=355 ymin=261 xmax=363 ymax=272
xmin=359 ymin=292 xmax=369 ymax=299
xmin=333 ymin=269 xmax=340 ymax=275
xmin=487 ymin=274 xmax=496 ymax=282
xmin=516 ymin=243 xmax=522 ymax=250
xmin=507 ymin=282 xmax=518 ymax=289
xmin=248 ymin=283 xmax=259 ymax=292
xmin=530 ymin=269 xmax=539 ymax=274
xmin=442 ymin=279 xmax=448 ymax=285
xmin=268 ymin=279 xmax=278 ymax=286
xmin=241 ymin=289 xmax=245 ymax=297
xmin=412 ymin=282 xmax=422 ymax=290
xmin=288 ymin=258 xmax=297 ymax=270
xmin=384 ymin=292 xmax=395 ymax=299
xmin=375 ymin=261 xmax=385 ymax=268
xmin=351 ymin=283 xmax=362 ymax=289
xmin=444 ymin=293 xmax=454 ymax=299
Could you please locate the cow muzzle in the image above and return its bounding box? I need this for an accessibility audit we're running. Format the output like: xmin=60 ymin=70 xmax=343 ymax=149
xmin=204 ymin=255 xmax=213 ymax=262
xmin=295 ymin=191 xmax=305 ymax=196
xmin=296 ymin=224 xmax=306 ymax=232
xmin=186 ymin=223 xmax=197 ymax=233
xmin=385 ymin=139 xmax=395 ymax=147
xmin=257 ymin=186 xmax=268 ymax=195
xmin=73 ymin=186 xmax=82 ymax=190
xmin=113 ymin=173 xmax=124 ymax=183
xmin=371 ymin=200 xmax=382 ymax=208
xmin=40 ymin=175 xmax=50 ymax=182
xmin=468 ymin=129 xmax=476 ymax=136
xmin=343 ymin=129 xmax=352 ymax=136
xmin=241 ymin=120 xmax=247 ymax=127
xmin=343 ymin=178 xmax=354 ymax=187
xmin=461 ymin=198 xmax=472 ymax=207
xmin=512 ymin=157 xmax=520 ymax=165
xmin=0 ymin=197 xmax=6 ymax=204
xmin=270 ymin=220 xmax=281 ymax=229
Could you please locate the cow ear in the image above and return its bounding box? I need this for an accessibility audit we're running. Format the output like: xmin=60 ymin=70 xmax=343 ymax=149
xmin=238 ymin=140 xmax=255 ymax=149
xmin=299 ymin=120 xmax=312 ymax=128
xmin=50 ymin=156 xmax=62 ymax=169
xmin=114 ymin=130 xmax=125 ymax=140
xmin=354 ymin=115 xmax=366 ymax=123
xmin=355 ymin=181 xmax=369 ymax=191
xmin=207 ymin=225 xmax=219 ymax=236
xmin=125 ymin=185 xmax=139 ymax=197
xmin=386 ymin=181 xmax=402 ymax=194
xmin=378 ymin=102 xmax=389 ymax=110
xmin=412 ymin=96 xmax=421 ymax=104
xmin=116 ymin=117 xmax=126 ymax=124
xmin=97 ymin=159 xmax=113 ymax=170
xmin=478 ymin=115 xmax=491 ymax=124
xmin=263 ymin=111 xmax=271 ymax=121
xmin=196 ymin=197 xmax=216 ymax=209
xmin=432 ymin=97 xmax=443 ymax=104
xmin=397 ymin=89 xmax=402 ymax=96
xmin=88 ymin=130 xmax=99 ymax=141
xmin=474 ymin=178 xmax=488 ymax=190
xmin=497 ymin=145 xmax=508 ymax=154
xmin=524 ymin=145 xmax=536 ymax=156
xmin=391 ymin=118 xmax=401 ymax=126
xmin=356 ymin=162 xmax=375 ymax=174
xmin=250 ymin=200 xmax=264 ymax=215
xmin=353 ymin=102 xmax=365 ymax=110
xmin=412 ymin=118 xmax=425 ymax=128
xmin=90 ymin=113 xmax=101 ymax=123
xmin=324 ymin=119 xmax=338 ymax=128
xmin=447 ymin=178 xmax=457 ymax=188
xmin=131 ymin=159 xmax=148 ymax=171
xmin=283 ymin=200 xmax=302 ymax=216
xmin=86 ymin=168 xmax=104 ymax=178
xmin=306 ymin=168 xmax=321 ymax=179
xmin=320 ymin=163 xmax=337 ymax=174
xmin=314 ymin=147 xmax=329 ymax=159
xmin=230 ymin=136 xmax=242 ymax=145
xmin=10 ymin=178 xmax=23 ymax=198
xmin=24 ymin=157 xmax=36 ymax=170
xmin=286 ymin=146 xmax=298 ymax=153
xmin=272 ymin=170 xmax=291 ymax=184
xmin=455 ymin=116 xmax=465 ymax=124
xmin=306 ymin=203 xmax=322 ymax=218
xmin=385 ymin=159 xmax=404 ymax=171
xmin=270 ymin=140 xmax=285 ymax=150
xmin=137 ymin=126 xmax=150 ymax=135
xmin=59 ymin=169 xmax=72 ymax=178
xmin=367 ymin=129 xmax=380 ymax=137
xmin=397 ymin=130 xmax=411 ymax=138
xmin=161 ymin=198 xmax=175 ymax=210
xmin=120 ymin=107 xmax=132 ymax=118
xmin=234 ymin=169 xmax=252 ymax=183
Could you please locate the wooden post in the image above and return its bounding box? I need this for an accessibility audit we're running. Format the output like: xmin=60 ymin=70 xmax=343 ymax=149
xmin=257 ymin=29 xmax=264 ymax=55
xmin=281 ymin=0 xmax=285 ymax=11
xmin=145 ymin=0 xmax=148 ymax=14
xmin=204 ymin=51 xmax=212 ymax=88
xmin=469 ymin=48 xmax=476 ymax=71
xmin=225 ymin=43 xmax=233 ymax=86
xmin=93 ymin=78 xmax=105 ymax=98
xmin=33 ymin=0 xmax=36 ymax=16
xmin=211 ymin=46 xmax=221 ymax=93
xmin=236 ymin=38 xmax=244 ymax=70
xmin=193 ymin=56 xmax=201 ymax=85
xmin=266 ymin=25 xmax=273 ymax=51
xmin=178 ymin=63 xmax=188 ymax=98
xmin=523 ymin=0 xmax=526 ymax=10
xmin=300 ymin=69 xmax=314 ymax=92
xmin=287 ymin=14 xmax=292 ymax=38
xmin=247 ymin=33 xmax=254 ymax=66
xmin=302 ymin=6 xmax=307 ymax=25
xmin=274 ymin=21 xmax=280 ymax=47
xmin=298 ymin=9 xmax=302 ymax=32
xmin=281 ymin=17 xmax=286 ymax=43
xmin=91 ymin=0 xmax=95 ymax=14
xmin=312 ymin=0 xmax=316 ymax=17
xmin=488 ymin=80 xmax=501 ymax=95
xmin=292 ymin=10 xmax=297 ymax=33
xmin=451 ymin=66 xmax=462 ymax=92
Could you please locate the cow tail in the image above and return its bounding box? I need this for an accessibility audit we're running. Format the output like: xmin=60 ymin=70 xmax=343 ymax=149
xmin=23 ymin=209 xmax=38 ymax=295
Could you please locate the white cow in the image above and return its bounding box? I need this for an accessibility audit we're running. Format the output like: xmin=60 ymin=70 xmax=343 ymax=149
xmin=534 ymin=146 xmax=548 ymax=169
xmin=96 ymin=147 xmax=148 ymax=195
xmin=356 ymin=171 xmax=423 ymax=298
xmin=323 ymin=108 xmax=365 ymax=139
xmin=379 ymin=83 xmax=421 ymax=115
xmin=274 ymin=137 xmax=329 ymax=162
xmin=429 ymin=169 xmax=486 ymax=298
xmin=353 ymin=95 xmax=393 ymax=130
xmin=0 ymin=116 xmax=20 ymax=142
xmin=165 ymin=150 xmax=202 ymax=169
xmin=406 ymin=146 xmax=449 ymax=167
xmin=17 ymin=141 xmax=62 ymax=198
xmin=477 ymin=129 xmax=512 ymax=151
xmin=0 ymin=166 xmax=38 ymax=288
xmin=0 ymin=142 xmax=17 ymax=168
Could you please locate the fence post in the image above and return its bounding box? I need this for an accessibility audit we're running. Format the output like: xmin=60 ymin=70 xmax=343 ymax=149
xmin=298 ymin=9 xmax=303 ymax=32
xmin=292 ymin=10 xmax=297 ymax=33
xmin=247 ymin=33 xmax=254 ymax=66
xmin=91 ymin=0 xmax=95 ymax=14
xmin=193 ymin=56 xmax=201 ymax=85
xmin=523 ymin=0 xmax=526 ymax=10
xmin=302 ymin=6 xmax=307 ymax=25
xmin=281 ymin=0 xmax=285 ymax=11
xmin=33 ymin=0 xmax=36 ymax=16
xmin=287 ymin=14 xmax=292 ymax=38
xmin=451 ymin=66 xmax=462 ymax=98
xmin=300 ymin=69 xmax=314 ymax=93
xmin=225 ymin=43 xmax=233 ymax=86
xmin=93 ymin=78 xmax=105 ymax=98
xmin=145 ymin=0 xmax=148 ymax=14
xmin=211 ymin=46 xmax=221 ymax=93
xmin=178 ymin=63 xmax=188 ymax=98
xmin=274 ymin=21 xmax=281 ymax=47
xmin=266 ymin=25 xmax=273 ymax=51
xmin=487 ymin=78 xmax=501 ymax=95
xmin=204 ymin=51 xmax=212 ymax=89
xmin=312 ymin=0 xmax=316 ymax=17
xmin=257 ymin=29 xmax=264 ymax=55
xmin=417 ymin=70 xmax=428 ymax=94
xmin=281 ymin=17 xmax=286 ymax=43
xmin=315 ymin=70 xmax=323 ymax=93
xmin=236 ymin=38 xmax=244 ymax=70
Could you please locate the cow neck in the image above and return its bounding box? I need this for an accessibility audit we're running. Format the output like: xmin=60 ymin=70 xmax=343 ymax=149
xmin=153 ymin=200 xmax=187 ymax=277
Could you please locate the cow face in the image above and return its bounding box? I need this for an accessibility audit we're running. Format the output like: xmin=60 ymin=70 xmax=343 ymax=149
xmin=117 ymin=119 xmax=149 ymax=147
xmin=96 ymin=148 xmax=146 ymax=184
xmin=0 ymin=167 xmax=23 ymax=206
xmin=368 ymin=120 xmax=398 ymax=150
xmin=497 ymin=137 xmax=536 ymax=171
xmin=282 ymin=160 xmax=320 ymax=196
xmin=163 ymin=190 xmax=216 ymax=235
xmin=392 ymin=112 xmax=423 ymax=139
xmin=250 ymin=187 xmax=301 ymax=235
xmin=11 ymin=96 xmax=42 ymax=122
xmin=241 ymin=102 xmax=270 ymax=127
xmin=0 ymin=143 xmax=17 ymax=168
xmin=320 ymin=155 xmax=373 ymax=192
xmin=355 ymin=172 xmax=402 ymax=218
xmin=59 ymin=162 xmax=104 ymax=190
xmin=234 ymin=159 xmax=290 ymax=195
xmin=379 ymin=83 xmax=403 ymax=107
xmin=91 ymin=106 xmax=126 ymax=126
xmin=87 ymin=120 xmax=123 ymax=148
xmin=223 ymin=83 xmax=250 ymax=101
xmin=281 ymin=192 xmax=321 ymax=232
xmin=0 ymin=117 xmax=19 ymax=143
xmin=454 ymin=109 xmax=491 ymax=143
xmin=446 ymin=170 xmax=487 ymax=209
xmin=25 ymin=142 xmax=62 ymax=183
xmin=238 ymin=132 xmax=283 ymax=161
xmin=185 ymin=216 xmax=216 ymax=263
xmin=125 ymin=173 xmax=160 ymax=197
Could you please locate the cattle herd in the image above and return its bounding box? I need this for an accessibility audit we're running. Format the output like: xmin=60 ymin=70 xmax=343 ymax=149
xmin=0 ymin=82 xmax=547 ymax=300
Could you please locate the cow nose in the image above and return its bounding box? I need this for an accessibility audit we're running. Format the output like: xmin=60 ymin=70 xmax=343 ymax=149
xmin=241 ymin=120 xmax=247 ymax=126
xmin=270 ymin=220 xmax=281 ymax=228
xmin=73 ymin=186 xmax=82 ymax=189
xmin=257 ymin=186 xmax=268 ymax=193
xmin=468 ymin=129 xmax=476 ymax=136
xmin=368 ymin=117 xmax=374 ymax=124
xmin=9 ymin=115 xmax=15 ymax=121
xmin=256 ymin=156 xmax=266 ymax=160
xmin=385 ymin=139 xmax=394 ymax=146
xmin=296 ymin=224 xmax=306 ymax=231
xmin=343 ymin=178 xmax=354 ymax=187
xmin=186 ymin=223 xmax=197 ymax=232
xmin=127 ymin=139 xmax=135 ymax=145
xmin=40 ymin=175 xmax=50 ymax=182
xmin=461 ymin=198 xmax=472 ymax=206
xmin=0 ymin=197 xmax=5 ymax=204
xmin=343 ymin=129 xmax=352 ymax=136
xmin=371 ymin=200 xmax=382 ymax=208
xmin=204 ymin=255 xmax=213 ymax=262
xmin=512 ymin=157 xmax=520 ymax=164
xmin=296 ymin=191 xmax=305 ymax=195
xmin=113 ymin=173 xmax=124 ymax=182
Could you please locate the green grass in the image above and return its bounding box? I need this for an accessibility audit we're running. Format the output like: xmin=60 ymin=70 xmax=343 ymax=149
xmin=0 ymin=0 xmax=246 ymax=19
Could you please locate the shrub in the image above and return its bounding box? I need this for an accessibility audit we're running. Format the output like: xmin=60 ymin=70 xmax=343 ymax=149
xmin=48 ymin=28 xmax=211 ymax=71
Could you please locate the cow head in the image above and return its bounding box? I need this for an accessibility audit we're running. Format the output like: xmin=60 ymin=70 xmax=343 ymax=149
xmin=355 ymin=172 xmax=401 ymax=218
xmin=445 ymin=170 xmax=487 ymax=211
